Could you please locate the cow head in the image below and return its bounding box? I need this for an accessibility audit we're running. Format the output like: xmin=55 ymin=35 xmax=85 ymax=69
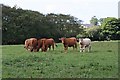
xmin=79 ymin=38 xmax=84 ymax=48
xmin=79 ymin=38 xmax=83 ymax=43
xmin=24 ymin=46 xmax=27 ymax=49
xmin=24 ymin=46 xmax=33 ymax=52
xmin=59 ymin=37 xmax=65 ymax=44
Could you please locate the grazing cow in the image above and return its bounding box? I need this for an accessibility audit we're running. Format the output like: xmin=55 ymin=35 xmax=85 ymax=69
xmin=24 ymin=38 xmax=38 ymax=52
xmin=37 ymin=38 xmax=46 ymax=52
xmin=59 ymin=37 xmax=77 ymax=52
xmin=79 ymin=38 xmax=91 ymax=52
xmin=24 ymin=39 xmax=29 ymax=49
xmin=40 ymin=38 xmax=57 ymax=52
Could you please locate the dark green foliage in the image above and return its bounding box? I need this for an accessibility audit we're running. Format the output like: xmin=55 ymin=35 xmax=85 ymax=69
xmin=101 ymin=17 xmax=120 ymax=40
xmin=2 ymin=4 xmax=120 ymax=45
xmin=77 ymin=17 xmax=120 ymax=41
xmin=90 ymin=16 xmax=98 ymax=26
xmin=2 ymin=5 xmax=82 ymax=44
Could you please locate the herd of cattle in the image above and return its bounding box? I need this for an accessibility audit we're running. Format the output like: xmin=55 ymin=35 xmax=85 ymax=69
xmin=24 ymin=37 xmax=91 ymax=53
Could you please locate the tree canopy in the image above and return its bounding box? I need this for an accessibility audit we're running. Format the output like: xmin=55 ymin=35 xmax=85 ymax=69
xmin=90 ymin=16 xmax=98 ymax=26
xmin=2 ymin=5 xmax=83 ymax=44
xmin=2 ymin=5 xmax=120 ymax=44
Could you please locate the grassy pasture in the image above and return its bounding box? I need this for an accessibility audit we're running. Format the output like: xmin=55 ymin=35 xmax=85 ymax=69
xmin=2 ymin=41 xmax=118 ymax=78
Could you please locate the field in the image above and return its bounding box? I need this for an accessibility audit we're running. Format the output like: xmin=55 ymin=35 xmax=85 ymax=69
xmin=2 ymin=41 xmax=118 ymax=78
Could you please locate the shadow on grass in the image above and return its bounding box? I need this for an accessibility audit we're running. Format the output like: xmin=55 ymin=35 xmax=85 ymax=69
xmin=89 ymin=50 xmax=99 ymax=53
xmin=107 ymin=50 xmax=112 ymax=52
xmin=89 ymin=50 xmax=112 ymax=53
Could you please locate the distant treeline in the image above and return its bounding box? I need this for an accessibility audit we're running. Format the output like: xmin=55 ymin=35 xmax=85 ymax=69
xmin=2 ymin=4 xmax=120 ymax=45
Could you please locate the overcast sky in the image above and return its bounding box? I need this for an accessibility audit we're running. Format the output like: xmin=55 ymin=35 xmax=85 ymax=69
xmin=1 ymin=0 xmax=119 ymax=24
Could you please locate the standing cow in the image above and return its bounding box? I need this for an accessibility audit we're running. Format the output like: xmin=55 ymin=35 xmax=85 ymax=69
xmin=24 ymin=38 xmax=38 ymax=52
xmin=37 ymin=38 xmax=46 ymax=52
xmin=40 ymin=38 xmax=57 ymax=52
xmin=59 ymin=37 xmax=77 ymax=52
xmin=79 ymin=38 xmax=91 ymax=52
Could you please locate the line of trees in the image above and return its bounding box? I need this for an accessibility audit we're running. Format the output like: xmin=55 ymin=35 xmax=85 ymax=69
xmin=2 ymin=4 xmax=120 ymax=45
xmin=2 ymin=5 xmax=83 ymax=44
xmin=77 ymin=17 xmax=120 ymax=41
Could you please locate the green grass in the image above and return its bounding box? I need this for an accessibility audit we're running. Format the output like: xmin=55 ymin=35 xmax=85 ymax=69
xmin=2 ymin=41 xmax=118 ymax=78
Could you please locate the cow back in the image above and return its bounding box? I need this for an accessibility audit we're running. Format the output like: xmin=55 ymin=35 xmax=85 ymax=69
xmin=64 ymin=38 xmax=77 ymax=46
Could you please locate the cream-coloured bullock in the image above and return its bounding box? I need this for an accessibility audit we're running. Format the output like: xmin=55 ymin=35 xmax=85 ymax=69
xmin=79 ymin=38 xmax=91 ymax=52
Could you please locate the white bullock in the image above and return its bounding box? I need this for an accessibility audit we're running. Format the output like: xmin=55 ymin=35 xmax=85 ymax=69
xmin=79 ymin=38 xmax=91 ymax=52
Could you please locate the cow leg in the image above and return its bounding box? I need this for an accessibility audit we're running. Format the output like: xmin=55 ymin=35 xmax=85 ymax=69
xmin=30 ymin=49 xmax=33 ymax=52
xmin=36 ymin=46 xmax=40 ymax=52
xmin=80 ymin=46 xmax=85 ymax=52
xmin=80 ymin=48 xmax=81 ymax=52
xmin=45 ymin=45 xmax=48 ymax=52
xmin=80 ymin=48 xmax=84 ymax=52
xmin=52 ymin=44 xmax=54 ymax=51
xmin=64 ymin=46 xmax=68 ymax=53
xmin=73 ymin=46 xmax=74 ymax=50
xmin=83 ymin=46 xmax=86 ymax=52
xmin=41 ymin=46 xmax=45 ymax=52
xmin=49 ymin=45 xmax=51 ymax=51
xmin=80 ymin=45 xmax=84 ymax=52
xmin=88 ymin=45 xmax=91 ymax=52
xmin=75 ymin=43 xmax=77 ymax=51
xmin=41 ymin=48 xmax=44 ymax=52
xmin=83 ymin=48 xmax=85 ymax=52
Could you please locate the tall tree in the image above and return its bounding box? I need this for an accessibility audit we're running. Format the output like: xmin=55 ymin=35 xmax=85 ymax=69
xmin=101 ymin=17 xmax=120 ymax=40
xmin=90 ymin=16 xmax=98 ymax=26
xmin=99 ymin=18 xmax=105 ymax=25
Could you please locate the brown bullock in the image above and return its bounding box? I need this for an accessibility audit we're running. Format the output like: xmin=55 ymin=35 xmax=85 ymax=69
xmin=24 ymin=38 xmax=38 ymax=52
xmin=37 ymin=38 xmax=46 ymax=52
xmin=59 ymin=37 xmax=77 ymax=52
xmin=40 ymin=38 xmax=57 ymax=52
